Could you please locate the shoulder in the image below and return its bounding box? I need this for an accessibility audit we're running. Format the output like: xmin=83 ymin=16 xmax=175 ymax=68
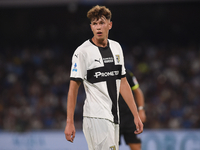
xmin=108 ymin=39 xmax=123 ymax=55
xmin=79 ymin=40 xmax=93 ymax=48
xmin=108 ymin=39 xmax=121 ymax=47
xmin=108 ymin=39 xmax=123 ymax=52
xmin=75 ymin=40 xmax=95 ymax=54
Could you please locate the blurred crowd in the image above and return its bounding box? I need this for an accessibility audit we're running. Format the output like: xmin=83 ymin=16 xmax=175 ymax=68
xmin=0 ymin=42 xmax=199 ymax=132
xmin=0 ymin=46 xmax=71 ymax=131
xmin=124 ymin=42 xmax=200 ymax=129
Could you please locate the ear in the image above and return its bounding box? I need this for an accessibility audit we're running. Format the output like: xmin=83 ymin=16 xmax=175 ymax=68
xmin=109 ymin=21 xmax=112 ymax=30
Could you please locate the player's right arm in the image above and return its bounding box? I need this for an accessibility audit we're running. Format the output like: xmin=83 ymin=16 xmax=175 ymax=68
xmin=64 ymin=80 xmax=81 ymax=143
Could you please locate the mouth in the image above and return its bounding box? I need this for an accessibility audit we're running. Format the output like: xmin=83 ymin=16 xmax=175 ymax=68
xmin=97 ymin=31 xmax=102 ymax=35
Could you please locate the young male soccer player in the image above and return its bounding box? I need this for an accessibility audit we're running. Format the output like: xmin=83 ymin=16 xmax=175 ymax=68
xmin=64 ymin=5 xmax=143 ymax=150
xmin=119 ymin=70 xmax=146 ymax=150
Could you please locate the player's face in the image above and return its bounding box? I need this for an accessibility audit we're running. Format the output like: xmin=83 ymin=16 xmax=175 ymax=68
xmin=90 ymin=16 xmax=112 ymax=42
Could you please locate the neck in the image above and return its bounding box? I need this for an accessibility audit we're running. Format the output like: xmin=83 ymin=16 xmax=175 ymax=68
xmin=92 ymin=37 xmax=108 ymax=47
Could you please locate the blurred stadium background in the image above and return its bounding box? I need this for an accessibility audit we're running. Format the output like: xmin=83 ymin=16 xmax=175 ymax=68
xmin=0 ymin=0 xmax=200 ymax=150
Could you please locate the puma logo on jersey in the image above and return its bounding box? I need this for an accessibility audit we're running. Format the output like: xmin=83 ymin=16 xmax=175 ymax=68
xmin=74 ymin=54 xmax=78 ymax=58
xmin=94 ymin=58 xmax=101 ymax=64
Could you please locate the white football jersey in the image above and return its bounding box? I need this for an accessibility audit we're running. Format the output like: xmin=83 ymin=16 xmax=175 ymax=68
xmin=70 ymin=39 xmax=126 ymax=124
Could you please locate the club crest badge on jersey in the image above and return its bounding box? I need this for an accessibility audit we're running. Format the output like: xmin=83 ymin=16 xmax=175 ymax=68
xmin=72 ymin=63 xmax=77 ymax=72
xmin=115 ymin=55 xmax=120 ymax=63
xmin=109 ymin=146 xmax=116 ymax=150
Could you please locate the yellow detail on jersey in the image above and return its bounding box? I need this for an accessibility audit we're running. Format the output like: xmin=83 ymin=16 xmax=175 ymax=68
xmin=109 ymin=146 xmax=116 ymax=150
xmin=131 ymin=84 xmax=139 ymax=90
xmin=115 ymin=55 xmax=120 ymax=63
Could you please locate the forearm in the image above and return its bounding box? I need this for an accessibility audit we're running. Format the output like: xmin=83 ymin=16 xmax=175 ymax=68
xmin=66 ymin=80 xmax=81 ymax=124
xmin=66 ymin=93 xmax=77 ymax=124
xmin=133 ymin=87 xmax=146 ymax=122
xmin=134 ymin=88 xmax=145 ymax=108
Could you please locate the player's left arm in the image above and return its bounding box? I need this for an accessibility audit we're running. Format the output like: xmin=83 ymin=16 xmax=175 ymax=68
xmin=120 ymin=77 xmax=143 ymax=134
xmin=133 ymin=88 xmax=146 ymax=123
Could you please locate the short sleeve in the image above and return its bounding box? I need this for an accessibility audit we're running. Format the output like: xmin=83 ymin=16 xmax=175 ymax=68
xmin=131 ymin=76 xmax=139 ymax=90
xmin=126 ymin=71 xmax=139 ymax=90
xmin=70 ymin=49 xmax=87 ymax=81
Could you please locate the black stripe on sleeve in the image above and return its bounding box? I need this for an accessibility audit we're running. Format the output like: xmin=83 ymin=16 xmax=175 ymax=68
xmin=70 ymin=77 xmax=83 ymax=82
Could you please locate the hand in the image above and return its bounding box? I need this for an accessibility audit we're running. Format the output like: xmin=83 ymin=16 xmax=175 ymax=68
xmin=134 ymin=116 xmax=143 ymax=134
xmin=64 ymin=123 xmax=76 ymax=143
xmin=138 ymin=109 xmax=146 ymax=123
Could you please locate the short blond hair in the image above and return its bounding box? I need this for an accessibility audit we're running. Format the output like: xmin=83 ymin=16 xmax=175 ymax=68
xmin=87 ymin=5 xmax=112 ymax=21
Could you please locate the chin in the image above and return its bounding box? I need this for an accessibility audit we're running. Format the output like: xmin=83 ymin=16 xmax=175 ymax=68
xmin=96 ymin=37 xmax=105 ymax=41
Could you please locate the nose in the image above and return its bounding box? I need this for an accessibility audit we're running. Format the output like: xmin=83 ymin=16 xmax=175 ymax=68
xmin=96 ymin=23 xmax=101 ymax=29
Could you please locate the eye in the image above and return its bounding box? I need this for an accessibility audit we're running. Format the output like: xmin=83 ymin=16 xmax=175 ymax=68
xmin=92 ymin=22 xmax=97 ymax=25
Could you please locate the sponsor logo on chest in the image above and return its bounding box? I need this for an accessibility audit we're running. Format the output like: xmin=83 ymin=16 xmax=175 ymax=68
xmin=94 ymin=70 xmax=119 ymax=78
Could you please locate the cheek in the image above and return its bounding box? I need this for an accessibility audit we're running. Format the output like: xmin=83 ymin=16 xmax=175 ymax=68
xmin=106 ymin=27 xmax=110 ymax=32
xmin=102 ymin=25 xmax=109 ymax=31
xmin=91 ymin=26 xmax=95 ymax=32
